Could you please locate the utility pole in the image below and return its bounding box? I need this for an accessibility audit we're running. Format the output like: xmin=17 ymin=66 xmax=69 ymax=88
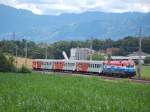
xmin=138 ymin=27 xmax=142 ymax=80
xmin=45 ymin=43 xmax=48 ymax=59
xmin=90 ymin=37 xmax=93 ymax=60
xmin=13 ymin=32 xmax=15 ymax=40
xmin=25 ymin=40 xmax=28 ymax=66
xmin=13 ymin=32 xmax=18 ymax=67
xmin=15 ymin=45 xmax=18 ymax=67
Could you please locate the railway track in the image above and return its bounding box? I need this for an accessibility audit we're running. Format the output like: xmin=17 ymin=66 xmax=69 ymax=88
xmin=37 ymin=71 xmax=150 ymax=84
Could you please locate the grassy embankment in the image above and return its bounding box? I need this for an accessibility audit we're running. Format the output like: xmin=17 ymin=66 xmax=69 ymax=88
xmin=0 ymin=72 xmax=149 ymax=112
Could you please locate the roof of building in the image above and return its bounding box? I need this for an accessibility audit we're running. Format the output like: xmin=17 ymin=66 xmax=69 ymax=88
xmin=127 ymin=51 xmax=149 ymax=57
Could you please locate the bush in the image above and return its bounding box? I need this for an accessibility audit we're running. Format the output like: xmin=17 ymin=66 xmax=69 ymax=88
xmin=18 ymin=65 xmax=31 ymax=73
xmin=144 ymin=56 xmax=150 ymax=64
xmin=0 ymin=54 xmax=16 ymax=72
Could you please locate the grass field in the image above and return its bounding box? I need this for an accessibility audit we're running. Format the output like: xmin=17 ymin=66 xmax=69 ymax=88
xmin=0 ymin=72 xmax=150 ymax=112
xmin=141 ymin=66 xmax=150 ymax=80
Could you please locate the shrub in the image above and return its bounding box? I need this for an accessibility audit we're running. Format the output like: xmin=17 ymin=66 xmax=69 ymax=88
xmin=18 ymin=65 xmax=31 ymax=73
xmin=0 ymin=54 xmax=16 ymax=72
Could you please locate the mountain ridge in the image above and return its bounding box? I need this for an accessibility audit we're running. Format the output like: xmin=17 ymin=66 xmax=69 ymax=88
xmin=0 ymin=4 xmax=150 ymax=42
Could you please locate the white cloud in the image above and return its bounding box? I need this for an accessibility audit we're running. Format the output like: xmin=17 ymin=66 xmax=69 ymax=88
xmin=0 ymin=0 xmax=150 ymax=15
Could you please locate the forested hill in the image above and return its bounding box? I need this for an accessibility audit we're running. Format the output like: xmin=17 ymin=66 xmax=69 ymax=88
xmin=0 ymin=4 xmax=150 ymax=42
xmin=0 ymin=36 xmax=150 ymax=59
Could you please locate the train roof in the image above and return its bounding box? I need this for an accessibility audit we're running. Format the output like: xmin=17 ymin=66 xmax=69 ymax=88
xmin=33 ymin=59 xmax=104 ymax=63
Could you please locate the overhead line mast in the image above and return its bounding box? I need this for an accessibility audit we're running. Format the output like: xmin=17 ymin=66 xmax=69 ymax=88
xmin=138 ymin=27 xmax=142 ymax=80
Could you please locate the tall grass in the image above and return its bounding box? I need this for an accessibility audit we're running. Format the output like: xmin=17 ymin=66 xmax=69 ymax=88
xmin=0 ymin=72 xmax=149 ymax=112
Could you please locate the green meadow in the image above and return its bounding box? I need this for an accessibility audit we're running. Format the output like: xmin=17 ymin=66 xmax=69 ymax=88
xmin=0 ymin=72 xmax=149 ymax=112
xmin=141 ymin=66 xmax=150 ymax=80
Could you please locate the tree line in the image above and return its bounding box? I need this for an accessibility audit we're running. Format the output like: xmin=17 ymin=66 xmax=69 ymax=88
xmin=0 ymin=36 xmax=150 ymax=59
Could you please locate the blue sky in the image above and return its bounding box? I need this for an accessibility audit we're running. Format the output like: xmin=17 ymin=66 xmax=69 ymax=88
xmin=0 ymin=0 xmax=150 ymax=15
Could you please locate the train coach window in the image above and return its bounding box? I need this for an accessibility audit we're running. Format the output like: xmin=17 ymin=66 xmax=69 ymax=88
xmin=89 ymin=64 xmax=91 ymax=67
xmin=90 ymin=64 xmax=92 ymax=68
xmin=97 ymin=64 xmax=99 ymax=68
xmin=93 ymin=64 xmax=95 ymax=68
xmin=89 ymin=64 xmax=91 ymax=68
xmin=95 ymin=64 xmax=97 ymax=68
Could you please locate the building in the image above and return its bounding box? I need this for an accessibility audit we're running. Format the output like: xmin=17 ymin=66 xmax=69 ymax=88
xmin=107 ymin=51 xmax=150 ymax=64
xmin=127 ymin=51 xmax=150 ymax=64
xmin=127 ymin=51 xmax=149 ymax=60
xmin=106 ymin=48 xmax=120 ymax=55
xmin=70 ymin=48 xmax=94 ymax=60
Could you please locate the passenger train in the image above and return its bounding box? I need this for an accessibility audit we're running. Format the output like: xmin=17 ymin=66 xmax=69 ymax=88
xmin=32 ymin=59 xmax=136 ymax=77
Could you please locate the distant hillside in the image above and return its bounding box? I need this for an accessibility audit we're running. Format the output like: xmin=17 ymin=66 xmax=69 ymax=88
xmin=0 ymin=4 xmax=150 ymax=42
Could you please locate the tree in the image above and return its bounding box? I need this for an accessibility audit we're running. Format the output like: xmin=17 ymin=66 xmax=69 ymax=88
xmin=88 ymin=53 xmax=105 ymax=61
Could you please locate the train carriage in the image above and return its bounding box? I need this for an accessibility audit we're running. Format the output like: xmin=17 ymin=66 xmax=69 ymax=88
xmin=41 ymin=60 xmax=53 ymax=70
xmin=32 ymin=60 xmax=37 ymax=70
xmin=32 ymin=59 xmax=53 ymax=70
xmin=76 ymin=60 xmax=103 ymax=74
xmin=76 ymin=62 xmax=89 ymax=72
xmin=63 ymin=60 xmax=76 ymax=71
xmin=53 ymin=60 xmax=64 ymax=71
xmin=87 ymin=61 xmax=103 ymax=73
